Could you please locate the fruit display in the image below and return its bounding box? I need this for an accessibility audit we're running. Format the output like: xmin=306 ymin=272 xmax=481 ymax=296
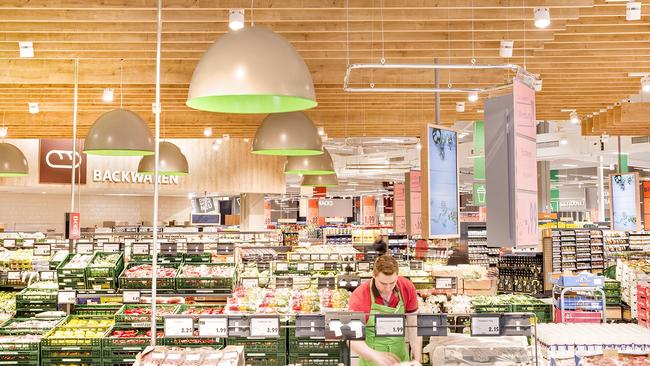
xmin=0 ymin=249 xmax=33 ymax=271
xmin=116 ymin=304 xmax=179 ymax=324
xmin=228 ymin=287 xmax=349 ymax=315
xmin=178 ymin=264 xmax=234 ymax=278
xmin=48 ymin=328 xmax=106 ymax=338
xmin=0 ymin=292 xmax=16 ymax=317
xmin=139 ymin=345 xmax=244 ymax=366
xmin=579 ymin=354 xmax=650 ymax=366
xmin=0 ymin=334 xmax=42 ymax=344
xmin=176 ymin=264 xmax=235 ymax=291
xmin=27 ymin=280 xmax=58 ymax=290
xmin=1 ymin=318 xmax=61 ymax=331
xmin=178 ymin=304 xmax=224 ymax=316
xmin=62 ymin=254 xmax=93 ymax=269
xmin=109 ymin=328 xmax=164 ymax=339
xmin=88 ymin=253 xmax=121 ymax=267
xmin=62 ymin=317 xmax=114 ymax=328
xmin=122 ymin=264 xmax=177 ymax=278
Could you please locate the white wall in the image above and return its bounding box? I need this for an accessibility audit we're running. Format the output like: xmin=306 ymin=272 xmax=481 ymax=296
xmin=0 ymin=193 xmax=190 ymax=233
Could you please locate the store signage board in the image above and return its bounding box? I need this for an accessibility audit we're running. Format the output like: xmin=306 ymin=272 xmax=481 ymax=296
xmin=393 ymin=183 xmax=407 ymax=234
xmin=7 ymin=271 xmax=21 ymax=281
xmin=39 ymin=139 xmax=88 ymax=184
xmin=40 ymin=271 xmax=55 ymax=281
xmin=3 ymin=239 xmax=15 ymax=248
xmin=123 ymin=290 xmax=141 ymax=304
xmin=58 ymin=290 xmax=76 ymax=305
xmin=375 ymin=315 xmax=405 ymax=337
xmin=362 ymin=196 xmax=377 ymax=226
xmin=34 ymin=243 xmax=51 ymax=257
xmin=164 ymin=317 xmax=194 ymax=338
xmin=471 ymin=315 xmax=501 ymax=337
xmin=187 ymin=242 xmax=204 ymax=254
xmin=318 ymin=199 xmax=353 ymax=218
xmin=66 ymin=212 xmax=81 ymax=240
xmin=610 ymin=173 xmax=641 ymax=231
xmin=198 ymin=317 xmax=229 ymax=338
xmin=76 ymin=242 xmax=93 ymax=254
xmin=132 ymin=243 xmax=150 ymax=256
xmin=250 ymin=317 xmax=280 ymax=338
xmin=423 ymin=125 xmax=460 ymax=239
xmin=643 ymin=182 xmax=650 ymax=231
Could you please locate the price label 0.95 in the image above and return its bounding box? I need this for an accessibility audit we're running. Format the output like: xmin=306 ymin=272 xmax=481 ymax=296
xmin=375 ymin=315 xmax=405 ymax=337
xmin=471 ymin=316 xmax=501 ymax=337
xmin=164 ymin=317 xmax=194 ymax=338
xmin=250 ymin=317 xmax=280 ymax=338
xmin=198 ymin=317 xmax=229 ymax=338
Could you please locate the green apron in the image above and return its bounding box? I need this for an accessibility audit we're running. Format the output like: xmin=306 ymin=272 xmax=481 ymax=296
xmin=360 ymin=279 xmax=410 ymax=366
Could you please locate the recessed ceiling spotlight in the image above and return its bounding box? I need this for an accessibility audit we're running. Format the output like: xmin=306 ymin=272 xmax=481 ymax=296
xmin=229 ymin=9 xmax=245 ymax=31
xmin=499 ymin=40 xmax=514 ymax=58
xmin=626 ymin=2 xmax=642 ymax=21
xmin=468 ymin=91 xmax=478 ymax=102
xmin=28 ymin=102 xmax=39 ymax=114
xmin=641 ymin=76 xmax=650 ymax=92
xmin=215 ymin=137 xmax=223 ymax=145
xmin=212 ymin=142 xmax=221 ymax=151
xmin=415 ymin=142 xmax=422 ymax=150
xmin=456 ymin=101 xmax=465 ymax=112
xmin=18 ymin=41 xmax=33 ymax=58
xmin=102 ymin=88 xmax=114 ymax=102
xmin=0 ymin=127 xmax=7 ymax=138
xmin=570 ymin=111 xmax=580 ymax=124
xmin=318 ymin=127 xmax=325 ymax=136
xmin=203 ymin=127 xmax=212 ymax=137
xmin=534 ymin=7 xmax=551 ymax=28
xmin=562 ymin=163 xmax=577 ymax=167
xmin=243 ymin=138 xmax=250 ymax=143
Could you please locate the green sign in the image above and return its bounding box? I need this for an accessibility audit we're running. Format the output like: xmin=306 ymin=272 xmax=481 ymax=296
xmin=473 ymin=183 xmax=486 ymax=206
xmin=473 ymin=121 xmax=485 ymax=180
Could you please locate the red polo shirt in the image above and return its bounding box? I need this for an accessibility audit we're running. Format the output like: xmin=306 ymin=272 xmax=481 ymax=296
xmin=348 ymin=276 xmax=419 ymax=314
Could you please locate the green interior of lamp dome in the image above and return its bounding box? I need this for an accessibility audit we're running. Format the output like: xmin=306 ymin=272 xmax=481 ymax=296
xmin=302 ymin=183 xmax=337 ymax=187
xmin=186 ymin=94 xmax=317 ymax=114
xmin=0 ymin=172 xmax=28 ymax=177
xmin=84 ymin=149 xmax=155 ymax=156
xmin=285 ymin=169 xmax=336 ymax=175
xmin=252 ymin=149 xmax=323 ymax=156
xmin=139 ymin=171 xmax=189 ymax=176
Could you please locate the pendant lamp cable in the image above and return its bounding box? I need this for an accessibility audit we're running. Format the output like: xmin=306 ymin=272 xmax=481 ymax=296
xmin=345 ymin=0 xmax=350 ymax=68
xmin=70 ymin=58 xmax=78 ymax=215
xmin=379 ymin=0 xmax=385 ymax=64
xmin=447 ymin=0 xmax=451 ymax=88
xmin=523 ymin=0 xmax=527 ymax=69
xmin=471 ymin=0 xmax=475 ymax=64
xmin=250 ymin=0 xmax=255 ymax=26
xmin=370 ymin=0 xmax=375 ymax=86
xmin=119 ymin=59 xmax=124 ymax=109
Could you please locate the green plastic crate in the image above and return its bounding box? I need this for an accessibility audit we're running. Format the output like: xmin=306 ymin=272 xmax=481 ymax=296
xmin=15 ymin=287 xmax=57 ymax=302
xmin=226 ymin=334 xmax=286 ymax=354
xmin=86 ymin=252 xmax=125 ymax=279
xmin=288 ymin=354 xmax=342 ymax=366
xmin=184 ymin=252 xmax=212 ymax=263
xmin=40 ymin=357 xmax=95 ymax=366
xmin=0 ymin=336 xmax=39 ymax=365
xmin=511 ymin=303 xmax=553 ymax=323
xmin=118 ymin=263 xmax=178 ymax=290
xmin=175 ymin=263 xmax=235 ymax=291
xmin=604 ymin=279 xmax=621 ymax=290
xmin=0 ymin=318 xmax=62 ymax=335
xmin=606 ymin=296 xmax=621 ymax=305
xmin=56 ymin=253 xmax=92 ymax=277
xmin=241 ymin=353 xmax=286 ymax=366
xmin=40 ymin=347 xmax=100 ymax=359
xmin=159 ymin=337 xmax=225 ymax=348
xmin=287 ymin=326 xmax=341 ymax=354
xmin=472 ymin=304 xmax=510 ymax=313
xmin=114 ymin=304 xmax=179 ymax=326
xmin=73 ymin=304 xmax=122 ymax=316
xmin=85 ymin=276 xmax=119 ymax=291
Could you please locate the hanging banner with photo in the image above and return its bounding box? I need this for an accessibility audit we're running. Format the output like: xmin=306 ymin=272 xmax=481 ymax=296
xmin=422 ymin=125 xmax=459 ymax=238
xmin=643 ymin=182 xmax=650 ymax=231
xmin=610 ymin=173 xmax=641 ymax=231
xmin=393 ymin=183 xmax=407 ymax=233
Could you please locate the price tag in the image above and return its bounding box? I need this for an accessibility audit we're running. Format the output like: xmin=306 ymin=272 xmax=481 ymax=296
xmin=58 ymin=290 xmax=76 ymax=304
xmin=160 ymin=242 xmax=178 ymax=255
xmin=7 ymin=271 xmax=21 ymax=281
xmin=242 ymin=277 xmax=259 ymax=288
xmin=358 ymin=262 xmax=370 ymax=271
xmin=103 ymin=243 xmax=121 ymax=253
xmin=276 ymin=262 xmax=288 ymax=272
xmin=132 ymin=243 xmax=150 ymax=256
xmin=325 ymin=262 xmax=338 ymax=271
xmin=276 ymin=277 xmax=293 ymax=288
xmin=297 ymin=262 xmax=309 ymax=271
xmin=187 ymin=242 xmax=204 ymax=254
xmin=3 ymin=239 xmax=15 ymax=248
xmin=34 ymin=243 xmax=51 ymax=257
xmin=77 ymin=243 xmax=93 ymax=254
xmin=317 ymin=277 xmax=336 ymax=289
xmin=313 ymin=262 xmax=325 ymax=271
xmin=23 ymin=239 xmax=35 ymax=247
xmin=435 ymin=277 xmax=454 ymax=289
xmin=164 ymin=317 xmax=194 ymax=337
xmin=471 ymin=316 xmax=501 ymax=336
xmin=123 ymin=290 xmax=141 ymax=304
xmin=198 ymin=317 xmax=229 ymax=338
xmin=186 ymin=354 xmax=201 ymax=362
xmin=375 ymin=316 xmax=405 ymax=337
xmin=40 ymin=271 xmax=55 ymax=281
xmin=410 ymin=261 xmax=423 ymax=271
xmin=250 ymin=317 xmax=280 ymax=338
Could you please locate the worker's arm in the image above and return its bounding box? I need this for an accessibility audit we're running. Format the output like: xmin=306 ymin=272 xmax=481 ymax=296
xmin=350 ymin=340 xmax=400 ymax=366
xmin=406 ymin=312 xmax=422 ymax=362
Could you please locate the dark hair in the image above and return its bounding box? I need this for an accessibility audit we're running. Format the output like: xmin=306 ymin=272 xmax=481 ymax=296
xmin=373 ymin=255 xmax=399 ymax=276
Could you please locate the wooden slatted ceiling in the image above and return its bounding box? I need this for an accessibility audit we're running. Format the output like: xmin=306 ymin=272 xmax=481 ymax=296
xmin=0 ymin=0 xmax=647 ymax=138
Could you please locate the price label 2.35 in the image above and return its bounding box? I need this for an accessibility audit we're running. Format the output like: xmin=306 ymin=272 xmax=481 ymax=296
xmin=164 ymin=317 xmax=194 ymax=337
xmin=250 ymin=317 xmax=280 ymax=338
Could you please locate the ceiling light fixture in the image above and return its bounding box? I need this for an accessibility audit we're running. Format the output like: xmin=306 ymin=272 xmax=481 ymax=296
xmin=0 ymin=143 xmax=29 ymax=177
xmin=570 ymin=111 xmax=580 ymax=124
xmin=252 ymin=112 xmax=323 ymax=156
xmin=138 ymin=141 xmax=189 ymax=176
xmin=301 ymin=174 xmax=338 ymax=187
xmin=626 ymin=2 xmax=642 ymax=21
xmin=228 ymin=9 xmax=245 ymax=31
xmin=534 ymin=7 xmax=551 ymax=28
xmin=415 ymin=142 xmax=422 ymax=150
xmin=186 ymin=27 xmax=317 ymax=114
xmin=468 ymin=91 xmax=479 ymax=102
xmin=212 ymin=142 xmax=221 ymax=151
xmin=18 ymin=41 xmax=33 ymax=58
xmin=284 ymin=148 xmax=335 ymax=175
xmin=102 ymin=88 xmax=114 ymax=102
xmin=499 ymin=40 xmax=514 ymax=58
xmin=642 ymin=76 xmax=650 ymax=92
xmin=562 ymin=163 xmax=577 ymax=168
xmin=456 ymin=101 xmax=465 ymax=112
xmin=83 ymin=109 xmax=154 ymax=156
xmin=0 ymin=127 xmax=7 ymax=138
xmin=560 ymin=138 xmax=568 ymax=145
xmin=318 ymin=127 xmax=325 ymax=136
xmin=203 ymin=127 xmax=212 ymax=137
xmin=28 ymin=102 xmax=39 ymax=114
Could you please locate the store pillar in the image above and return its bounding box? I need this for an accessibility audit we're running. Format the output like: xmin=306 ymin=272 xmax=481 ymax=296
xmin=240 ymin=193 xmax=265 ymax=231
xmin=538 ymin=161 xmax=551 ymax=212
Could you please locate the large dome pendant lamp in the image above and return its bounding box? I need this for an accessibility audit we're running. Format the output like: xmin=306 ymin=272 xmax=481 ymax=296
xmin=83 ymin=109 xmax=155 ymax=156
xmin=186 ymin=26 xmax=317 ymax=114
xmin=137 ymin=141 xmax=189 ymax=176
xmin=301 ymin=174 xmax=338 ymax=187
xmin=252 ymin=112 xmax=323 ymax=156
xmin=285 ymin=148 xmax=335 ymax=175
xmin=0 ymin=143 xmax=28 ymax=177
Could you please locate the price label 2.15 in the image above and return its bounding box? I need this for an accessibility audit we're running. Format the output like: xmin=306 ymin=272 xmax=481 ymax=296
xmin=198 ymin=317 xmax=228 ymax=338
xmin=250 ymin=317 xmax=280 ymax=338
xmin=471 ymin=316 xmax=501 ymax=336
xmin=164 ymin=317 xmax=194 ymax=338
xmin=375 ymin=316 xmax=405 ymax=337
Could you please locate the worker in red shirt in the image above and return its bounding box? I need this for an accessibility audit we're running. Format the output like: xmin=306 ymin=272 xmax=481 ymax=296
xmin=348 ymin=255 xmax=422 ymax=366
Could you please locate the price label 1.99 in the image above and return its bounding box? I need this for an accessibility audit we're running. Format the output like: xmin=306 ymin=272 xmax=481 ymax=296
xmin=375 ymin=316 xmax=405 ymax=337
xmin=198 ymin=317 xmax=228 ymax=338
xmin=164 ymin=317 xmax=194 ymax=338
xmin=471 ymin=316 xmax=501 ymax=337
xmin=250 ymin=317 xmax=280 ymax=338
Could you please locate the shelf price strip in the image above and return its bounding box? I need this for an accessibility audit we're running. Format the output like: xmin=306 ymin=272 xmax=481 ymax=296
xmin=198 ymin=316 xmax=228 ymax=338
xmin=374 ymin=315 xmax=405 ymax=337
xmin=164 ymin=317 xmax=194 ymax=338
xmin=250 ymin=317 xmax=280 ymax=338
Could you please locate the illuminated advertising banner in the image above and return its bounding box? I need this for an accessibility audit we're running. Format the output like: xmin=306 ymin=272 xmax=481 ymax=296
xmin=405 ymin=170 xmax=422 ymax=236
xmin=393 ymin=183 xmax=407 ymax=233
xmin=610 ymin=173 xmax=641 ymax=231
xmin=643 ymin=182 xmax=650 ymax=231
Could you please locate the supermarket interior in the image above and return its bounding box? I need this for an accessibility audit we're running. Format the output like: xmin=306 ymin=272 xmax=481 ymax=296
xmin=1 ymin=1 xmax=650 ymax=366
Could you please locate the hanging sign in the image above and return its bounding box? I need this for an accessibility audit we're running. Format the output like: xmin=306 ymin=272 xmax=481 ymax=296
xmin=362 ymin=196 xmax=377 ymax=226
xmin=611 ymin=173 xmax=641 ymax=231
xmin=65 ymin=212 xmax=81 ymax=240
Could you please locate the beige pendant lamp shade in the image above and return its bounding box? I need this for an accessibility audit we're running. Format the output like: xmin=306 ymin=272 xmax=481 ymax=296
xmin=252 ymin=112 xmax=323 ymax=156
xmin=0 ymin=143 xmax=28 ymax=177
xmin=138 ymin=142 xmax=189 ymax=176
xmin=285 ymin=148 xmax=335 ymax=175
xmin=186 ymin=26 xmax=317 ymax=114
xmin=84 ymin=109 xmax=155 ymax=156
xmin=301 ymin=174 xmax=338 ymax=187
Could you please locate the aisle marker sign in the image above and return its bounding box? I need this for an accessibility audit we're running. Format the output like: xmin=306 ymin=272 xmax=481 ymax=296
xmin=250 ymin=317 xmax=280 ymax=337
xmin=471 ymin=316 xmax=501 ymax=336
xmin=123 ymin=290 xmax=141 ymax=304
xmin=375 ymin=315 xmax=405 ymax=337
xmin=164 ymin=317 xmax=194 ymax=337
xmin=198 ymin=317 xmax=229 ymax=338
xmin=58 ymin=290 xmax=76 ymax=304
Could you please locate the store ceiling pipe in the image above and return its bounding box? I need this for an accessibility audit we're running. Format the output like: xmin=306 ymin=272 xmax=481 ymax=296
xmin=138 ymin=141 xmax=189 ymax=176
xmin=252 ymin=112 xmax=323 ymax=156
xmin=186 ymin=26 xmax=317 ymax=114
xmin=285 ymin=148 xmax=335 ymax=175
xmin=83 ymin=109 xmax=155 ymax=156
xmin=301 ymin=173 xmax=338 ymax=187
xmin=0 ymin=142 xmax=28 ymax=177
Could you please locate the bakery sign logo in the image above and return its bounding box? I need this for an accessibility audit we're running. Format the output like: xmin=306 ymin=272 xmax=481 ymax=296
xmin=39 ymin=139 xmax=87 ymax=184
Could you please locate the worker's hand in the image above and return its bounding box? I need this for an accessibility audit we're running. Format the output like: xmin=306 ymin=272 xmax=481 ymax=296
xmin=410 ymin=349 xmax=422 ymax=363
xmin=369 ymin=351 xmax=401 ymax=366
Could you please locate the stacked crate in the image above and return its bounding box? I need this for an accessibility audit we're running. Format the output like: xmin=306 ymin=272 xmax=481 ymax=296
xmin=85 ymin=252 xmax=124 ymax=292
xmin=0 ymin=318 xmax=63 ymax=366
xmin=638 ymin=282 xmax=649 ymax=328
xmin=287 ymin=320 xmax=342 ymax=366
xmin=604 ymin=279 xmax=622 ymax=306
xmin=15 ymin=286 xmax=58 ymax=317
xmin=226 ymin=320 xmax=287 ymax=366
xmin=41 ymin=316 xmax=113 ymax=366
xmin=57 ymin=253 xmax=92 ymax=290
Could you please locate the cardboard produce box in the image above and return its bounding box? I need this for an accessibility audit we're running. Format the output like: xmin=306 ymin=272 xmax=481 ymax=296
xmin=462 ymin=278 xmax=497 ymax=296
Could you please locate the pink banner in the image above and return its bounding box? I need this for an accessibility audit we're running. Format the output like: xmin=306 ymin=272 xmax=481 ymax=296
xmin=409 ymin=170 xmax=422 ymax=235
xmin=363 ymin=196 xmax=377 ymax=226
xmin=394 ymin=183 xmax=406 ymax=233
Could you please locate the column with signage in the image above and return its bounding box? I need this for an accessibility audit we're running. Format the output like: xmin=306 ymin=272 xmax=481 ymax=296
xmin=644 ymin=182 xmax=650 ymax=230
xmin=393 ymin=183 xmax=407 ymax=233
xmin=240 ymin=193 xmax=265 ymax=231
xmin=405 ymin=170 xmax=422 ymax=236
